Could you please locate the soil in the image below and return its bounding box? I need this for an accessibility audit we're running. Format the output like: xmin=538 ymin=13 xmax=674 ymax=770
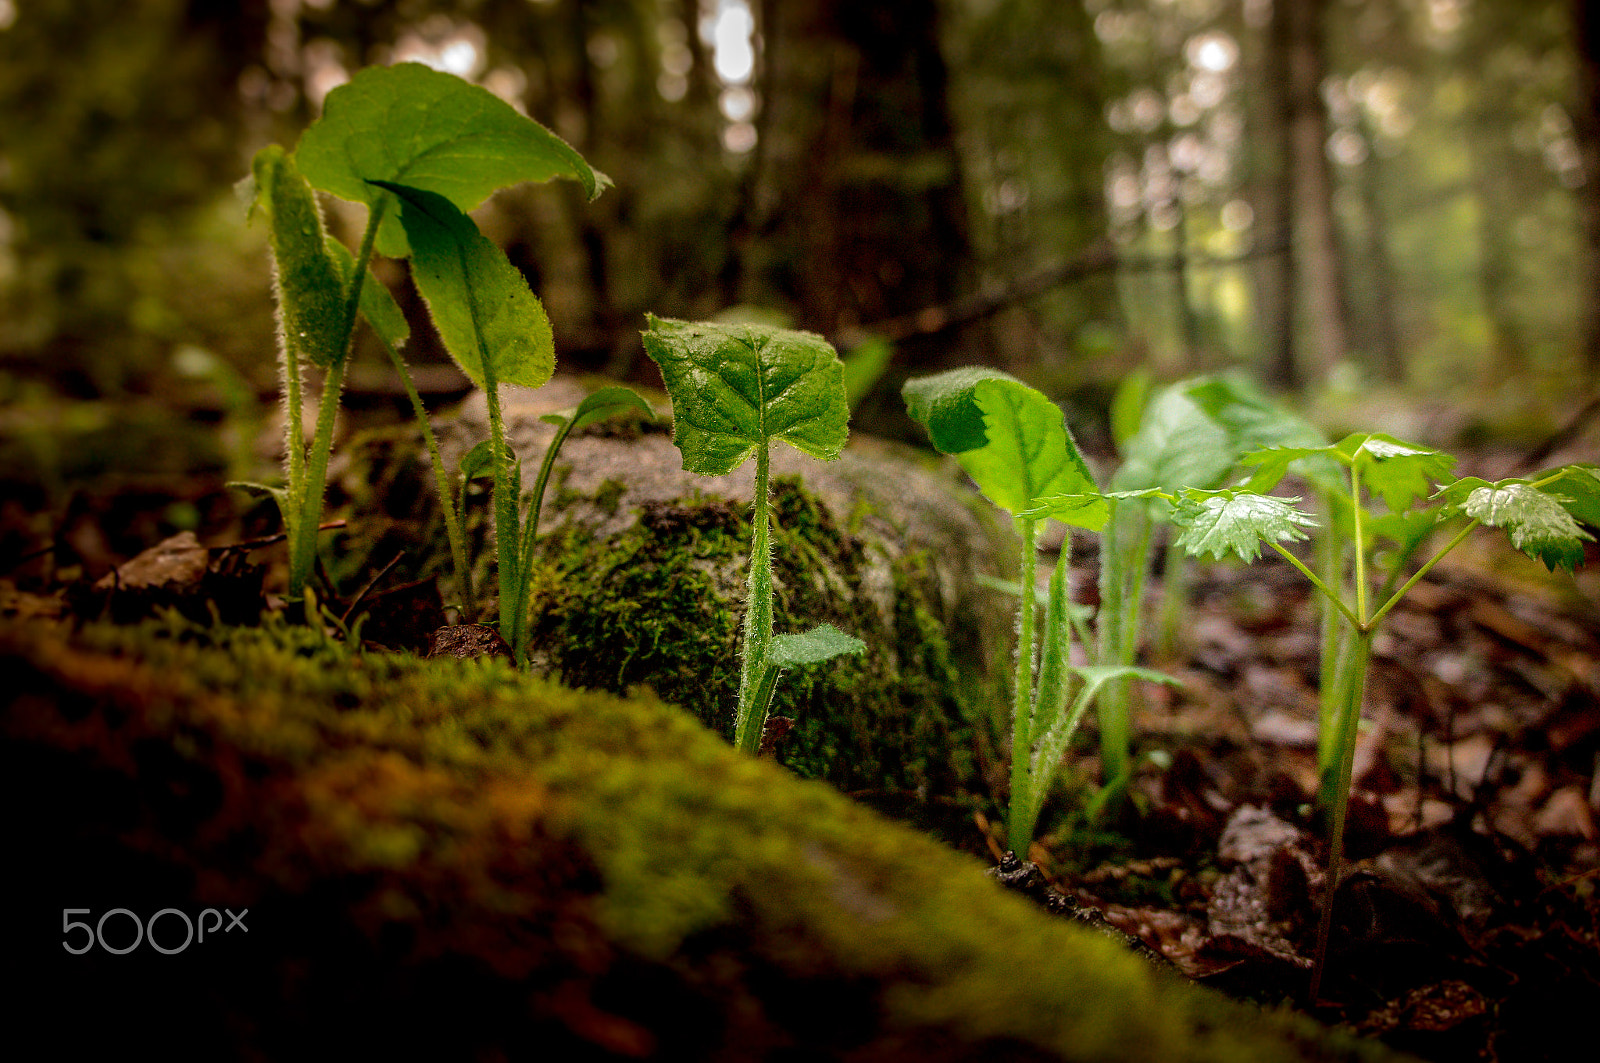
xmin=3 ymin=437 xmax=1597 ymax=1063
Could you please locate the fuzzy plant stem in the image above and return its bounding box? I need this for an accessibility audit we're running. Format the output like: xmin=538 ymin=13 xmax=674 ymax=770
xmin=376 ymin=330 xmax=472 ymax=613
xmin=1009 ymin=541 xmax=1073 ymax=852
xmin=286 ymin=200 xmax=385 ymax=605
xmin=733 ymin=444 xmax=775 ymax=754
xmin=455 ymin=261 xmax=520 ymax=644
xmin=1095 ymin=501 xmax=1152 ymax=797
xmin=1006 ymin=516 xmax=1041 ymax=854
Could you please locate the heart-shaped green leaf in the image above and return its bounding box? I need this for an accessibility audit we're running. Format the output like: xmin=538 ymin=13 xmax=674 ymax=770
xmin=374 ymin=181 xmax=554 ymax=392
xmin=641 ymin=315 xmax=849 ymax=476
xmin=295 ymin=63 xmax=609 ymax=257
xmin=903 ymin=368 xmax=1099 ymax=521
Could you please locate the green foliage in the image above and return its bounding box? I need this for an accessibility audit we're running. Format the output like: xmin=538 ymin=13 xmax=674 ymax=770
xmin=903 ymin=368 xmax=1102 ymax=526
xmin=641 ymin=315 xmax=850 ymax=475
xmin=642 ymin=316 xmax=862 ymax=756
xmin=239 ymin=62 xmax=606 ymax=621
xmin=1166 ymin=431 xmax=1593 ymax=997
xmin=1171 ymin=490 xmax=1317 ymax=563
xmin=1436 ymin=475 xmax=1597 ymax=573
xmin=903 ymin=367 xmax=1167 ymax=852
xmin=373 ymin=181 xmax=555 ymax=392
xmin=249 ymin=146 xmax=346 ymax=370
xmin=295 ymin=62 xmax=608 ymax=257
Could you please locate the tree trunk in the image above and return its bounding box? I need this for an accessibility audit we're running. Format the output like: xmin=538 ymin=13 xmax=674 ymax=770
xmin=1572 ymin=0 xmax=1600 ymax=374
xmin=751 ymin=0 xmax=975 ymax=345
xmin=1249 ymin=0 xmax=1300 ymax=389
xmin=1284 ymin=0 xmax=1351 ymax=382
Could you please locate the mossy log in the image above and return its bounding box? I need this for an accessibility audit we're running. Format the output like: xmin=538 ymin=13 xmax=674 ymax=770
xmin=4 ymin=619 xmax=1401 ymax=1061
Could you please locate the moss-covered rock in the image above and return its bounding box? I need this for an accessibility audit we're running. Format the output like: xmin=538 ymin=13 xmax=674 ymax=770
xmin=344 ymin=379 xmax=1015 ymax=796
xmin=4 ymin=618 xmax=1400 ymax=1062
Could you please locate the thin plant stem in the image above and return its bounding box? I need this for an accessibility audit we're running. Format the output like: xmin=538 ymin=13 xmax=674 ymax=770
xmin=1308 ymin=627 xmax=1373 ymax=1003
xmin=1350 ymin=463 xmax=1369 ymax=623
xmin=1007 ymin=516 xmax=1040 ymax=854
xmin=1096 ymin=503 xmax=1152 ymax=797
xmin=1031 ymin=541 xmax=1072 ymax=747
xmin=1367 ymin=521 xmax=1478 ymax=630
xmin=287 ymin=200 xmax=386 ymax=603
xmin=511 ymin=415 xmax=577 ymax=664
xmin=451 ymin=240 xmax=519 ymax=642
xmin=734 ymin=444 xmax=774 ymax=754
xmin=376 ymin=330 xmax=472 ymax=613
xmin=1268 ymin=541 xmax=1365 ymax=630
xmin=1315 ymin=518 xmax=1348 ymax=777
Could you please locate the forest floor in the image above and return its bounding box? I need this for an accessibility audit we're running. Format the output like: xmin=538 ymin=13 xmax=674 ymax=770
xmin=957 ymin=540 xmax=1600 ymax=1063
xmin=3 ymin=419 xmax=1597 ymax=1063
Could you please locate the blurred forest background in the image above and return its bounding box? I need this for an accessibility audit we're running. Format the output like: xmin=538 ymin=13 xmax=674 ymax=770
xmin=2 ymin=0 xmax=1598 ymax=485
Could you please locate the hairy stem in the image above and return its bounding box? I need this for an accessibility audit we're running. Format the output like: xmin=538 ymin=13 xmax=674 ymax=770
xmin=1006 ymin=516 xmax=1040 ymax=854
xmin=1096 ymin=502 xmax=1152 ymax=798
xmin=452 ymin=240 xmax=519 ymax=641
xmin=287 ymin=200 xmax=385 ymax=604
xmin=734 ymin=444 xmax=775 ymax=754
xmin=378 ymin=330 xmax=472 ymax=613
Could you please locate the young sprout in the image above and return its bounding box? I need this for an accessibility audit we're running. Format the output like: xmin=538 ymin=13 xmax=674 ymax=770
xmin=1165 ymin=433 xmax=1596 ymax=999
xmin=239 ymin=62 xmax=607 ymax=618
xmin=642 ymin=315 xmax=864 ymax=754
xmin=904 ymin=367 xmax=1177 ymax=854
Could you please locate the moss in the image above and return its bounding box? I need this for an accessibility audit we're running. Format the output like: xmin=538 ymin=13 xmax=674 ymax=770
xmin=4 ymin=616 xmax=1400 ymax=1061
xmin=528 ymin=476 xmax=977 ymax=797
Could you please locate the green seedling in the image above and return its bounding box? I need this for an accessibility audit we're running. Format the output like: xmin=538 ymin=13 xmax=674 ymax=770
xmin=239 ymin=62 xmax=607 ymax=618
xmin=1158 ymin=433 xmax=1596 ymax=999
xmin=904 ymin=367 xmax=1176 ymax=854
xmin=641 ymin=315 xmax=865 ymax=754
xmin=1089 ymin=374 xmax=1325 ymax=802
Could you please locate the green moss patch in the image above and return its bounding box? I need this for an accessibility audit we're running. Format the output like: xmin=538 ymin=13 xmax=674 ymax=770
xmin=4 ymin=617 xmax=1398 ymax=1061
xmin=528 ymin=475 xmax=977 ymax=796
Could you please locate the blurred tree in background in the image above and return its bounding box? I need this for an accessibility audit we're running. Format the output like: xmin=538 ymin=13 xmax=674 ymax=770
xmin=1 ymin=0 xmax=1596 ymax=441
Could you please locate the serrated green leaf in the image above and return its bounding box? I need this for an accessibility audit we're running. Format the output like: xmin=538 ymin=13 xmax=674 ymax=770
xmin=539 ymin=385 xmax=655 ymax=433
xmin=1173 ymin=490 xmax=1317 ymax=562
xmin=641 ymin=315 xmax=849 ymax=476
xmin=1457 ymin=481 xmax=1593 ymax=573
xmin=1534 ymin=464 xmax=1600 ymax=530
xmin=325 ymin=237 xmax=409 ymax=348
xmin=1242 ymin=432 xmax=1454 ymax=512
xmin=249 ymin=146 xmax=347 ymax=369
xmin=295 ymin=63 xmax=607 ymax=258
xmin=1347 ymin=433 xmax=1456 ymax=513
xmin=374 ymin=181 xmax=553 ymax=392
xmin=767 ymin=623 xmax=867 ymax=668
